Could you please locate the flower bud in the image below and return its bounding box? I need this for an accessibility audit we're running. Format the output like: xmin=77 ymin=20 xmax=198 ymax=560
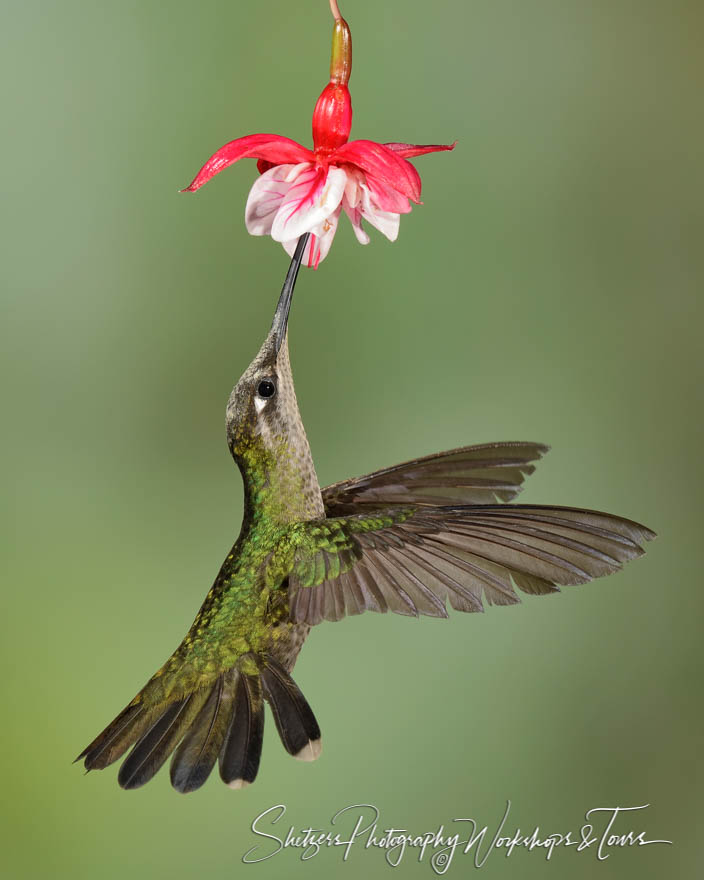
xmin=330 ymin=18 xmax=351 ymax=85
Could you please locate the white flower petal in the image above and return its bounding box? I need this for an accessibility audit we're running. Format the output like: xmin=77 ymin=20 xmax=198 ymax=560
xmin=360 ymin=183 xmax=401 ymax=242
xmin=311 ymin=209 xmax=342 ymax=263
xmin=343 ymin=167 xmax=364 ymax=208
xmin=283 ymin=207 xmax=342 ymax=268
xmin=245 ymin=163 xmax=302 ymax=235
xmin=342 ymin=196 xmax=370 ymax=245
xmin=271 ymin=165 xmax=347 ymax=242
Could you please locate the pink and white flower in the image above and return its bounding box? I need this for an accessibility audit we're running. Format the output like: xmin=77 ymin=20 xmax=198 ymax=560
xmin=183 ymin=1 xmax=455 ymax=268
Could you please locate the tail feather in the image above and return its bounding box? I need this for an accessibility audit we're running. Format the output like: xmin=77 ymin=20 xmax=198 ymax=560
xmin=117 ymin=690 xmax=209 ymax=790
xmin=219 ymin=671 xmax=264 ymax=789
xmin=169 ymin=672 xmax=237 ymax=794
xmin=77 ymin=655 xmax=321 ymax=792
xmin=77 ymin=702 xmax=157 ymax=771
xmin=261 ymin=659 xmax=322 ymax=761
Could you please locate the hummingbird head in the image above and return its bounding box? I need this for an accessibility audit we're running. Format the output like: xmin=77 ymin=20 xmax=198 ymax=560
xmin=226 ymin=235 xmax=323 ymax=523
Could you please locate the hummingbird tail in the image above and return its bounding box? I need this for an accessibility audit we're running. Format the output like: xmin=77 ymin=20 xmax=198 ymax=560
xmin=172 ymin=656 xmax=321 ymax=792
xmin=77 ymin=655 xmax=320 ymax=793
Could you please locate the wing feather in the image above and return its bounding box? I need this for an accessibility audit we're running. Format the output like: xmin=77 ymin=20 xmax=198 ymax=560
xmin=322 ymin=442 xmax=550 ymax=513
xmin=289 ymin=504 xmax=654 ymax=625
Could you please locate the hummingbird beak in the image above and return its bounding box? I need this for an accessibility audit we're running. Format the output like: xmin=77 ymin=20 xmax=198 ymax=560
xmin=271 ymin=233 xmax=310 ymax=355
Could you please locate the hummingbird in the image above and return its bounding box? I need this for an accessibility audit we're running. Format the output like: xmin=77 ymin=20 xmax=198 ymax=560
xmin=77 ymin=234 xmax=654 ymax=793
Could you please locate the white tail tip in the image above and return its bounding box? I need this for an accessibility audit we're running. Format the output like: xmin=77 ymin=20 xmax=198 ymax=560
xmin=227 ymin=778 xmax=250 ymax=790
xmin=294 ymin=738 xmax=322 ymax=762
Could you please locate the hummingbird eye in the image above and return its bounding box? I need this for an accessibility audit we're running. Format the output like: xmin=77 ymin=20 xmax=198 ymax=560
xmin=256 ymin=379 xmax=276 ymax=399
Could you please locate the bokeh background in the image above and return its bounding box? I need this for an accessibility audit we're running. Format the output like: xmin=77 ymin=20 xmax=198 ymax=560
xmin=2 ymin=0 xmax=702 ymax=877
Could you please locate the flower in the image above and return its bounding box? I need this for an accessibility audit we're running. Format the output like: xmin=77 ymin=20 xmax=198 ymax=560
xmin=182 ymin=0 xmax=455 ymax=268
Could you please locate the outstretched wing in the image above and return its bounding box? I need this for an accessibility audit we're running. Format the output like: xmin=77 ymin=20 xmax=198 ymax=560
xmin=322 ymin=442 xmax=550 ymax=513
xmin=288 ymin=504 xmax=655 ymax=625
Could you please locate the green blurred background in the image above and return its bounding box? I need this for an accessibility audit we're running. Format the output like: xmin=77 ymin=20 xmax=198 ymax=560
xmin=2 ymin=0 xmax=702 ymax=877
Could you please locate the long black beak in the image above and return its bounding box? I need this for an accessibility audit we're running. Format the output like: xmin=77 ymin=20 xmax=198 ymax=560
xmin=271 ymin=233 xmax=310 ymax=354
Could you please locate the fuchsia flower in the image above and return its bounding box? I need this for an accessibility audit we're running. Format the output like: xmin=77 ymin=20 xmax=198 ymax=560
xmin=183 ymin=0 xmax=455 ymax=268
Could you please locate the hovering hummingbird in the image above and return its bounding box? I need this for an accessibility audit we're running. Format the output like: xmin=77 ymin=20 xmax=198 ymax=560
xmin=77 ymin=235 xmax=654 ymax=793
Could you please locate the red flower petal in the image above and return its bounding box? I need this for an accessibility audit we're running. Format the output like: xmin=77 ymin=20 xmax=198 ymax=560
xmin=382 ymin=141 xmax=457 ymax=159
xmin=182 ymin=134 xmax=313 ymax=192
xmin=364 ymin=175 xmax=412 ymax=214
xmin=333 ymin=139 xmax=423 ymax=203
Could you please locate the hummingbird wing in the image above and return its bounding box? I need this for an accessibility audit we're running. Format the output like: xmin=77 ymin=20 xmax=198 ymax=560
xmin=321 ymin=441 xmax=550 ymax=512
xmin=288 ymin=504 xmax=655 ymax=625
